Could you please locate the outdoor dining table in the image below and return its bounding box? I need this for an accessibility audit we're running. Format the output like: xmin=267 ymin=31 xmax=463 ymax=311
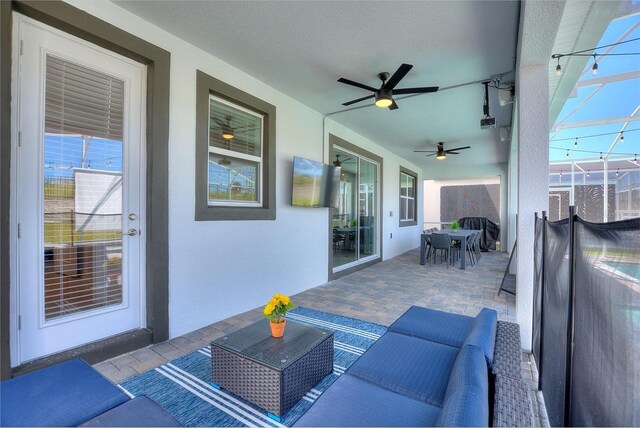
xmin=420 ymin=229 xmax=480 ymax=269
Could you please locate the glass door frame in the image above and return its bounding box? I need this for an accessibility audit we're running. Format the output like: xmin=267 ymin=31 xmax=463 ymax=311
xmin=328 ymin=134 xmax=383 ymax=279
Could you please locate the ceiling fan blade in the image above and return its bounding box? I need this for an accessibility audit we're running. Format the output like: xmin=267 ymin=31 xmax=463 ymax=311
xmin=342 ymin=94 xmax=374 ymax=106
xmin=447 ymin=152 xmax=461 ymax=155
xmin=445 ymin=146 xmax=471 ymax=152
xmin=425 ymin=153 xmax=437 ymax=157
xmin=388 ymin=99 xmax=399 ymax=110
xmin=384 ymin=63 xmax=413 ymax=90
xmin=393 ymin=86 xmax=439 ymax=95
xmin=337 ymin=77 xmax=377 ymax=92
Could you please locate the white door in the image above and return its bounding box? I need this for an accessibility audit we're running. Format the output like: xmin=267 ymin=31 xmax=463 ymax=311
xmin=12 ymin=15 xmax=146 ymax=364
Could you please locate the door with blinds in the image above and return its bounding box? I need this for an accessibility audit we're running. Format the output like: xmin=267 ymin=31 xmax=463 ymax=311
xmin=12 ymin=15 xmax=146 ymax=363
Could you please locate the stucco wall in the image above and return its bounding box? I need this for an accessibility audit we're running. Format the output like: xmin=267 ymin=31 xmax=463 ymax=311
xmin=63 ymin=0 xmax=424 ymax=338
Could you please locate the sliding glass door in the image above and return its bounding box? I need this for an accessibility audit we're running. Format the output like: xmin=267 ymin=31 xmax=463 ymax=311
xmin=332 ymin=146 xmax=379 ymax=272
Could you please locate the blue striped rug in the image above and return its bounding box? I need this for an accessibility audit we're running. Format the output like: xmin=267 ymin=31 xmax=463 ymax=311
xmin=119 ymin=307 xmax=387 ymax=427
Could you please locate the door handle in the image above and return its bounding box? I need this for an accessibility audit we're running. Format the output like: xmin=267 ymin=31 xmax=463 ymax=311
xmin=123 ymin=228 xmax=138 ymax=236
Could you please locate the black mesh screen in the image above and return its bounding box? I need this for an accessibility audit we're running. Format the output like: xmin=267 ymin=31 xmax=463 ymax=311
xmin=542 ymin=218 xmax=571 ymax=427
xmin=571 ymin=217 xmax=640 ymax=426
xmin=532 ymin=215 xmax=544 ymax=381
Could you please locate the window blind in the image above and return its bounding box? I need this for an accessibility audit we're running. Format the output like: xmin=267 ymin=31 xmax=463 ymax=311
xmin=45 ymin=55 xmax=124 ymax=140
xmin=43 ymin=54 xmax=125 ymax=320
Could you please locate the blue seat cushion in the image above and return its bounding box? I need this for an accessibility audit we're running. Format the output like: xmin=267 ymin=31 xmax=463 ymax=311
xmin=81 ymin=396 xmax=182 ymax=427
xmin=437 ymin=345 xmax=489 ymax=427
xmin=347 ymin=332 xmax=459 ymax=407
xmin=462 ymin=308 xmax=498 ymax=366
xmin=387 ymin=306 xmax=474 ymax=348
xmin=0 ymin=358 xmax=130 ymax=427
xmin=294 ymin=374 xmax=441 ymax=427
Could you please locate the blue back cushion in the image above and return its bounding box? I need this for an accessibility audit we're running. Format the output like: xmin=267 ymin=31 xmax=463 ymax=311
xmin=388 ymin=306 xmax=474 ymax=348
xmin=462 ymin=308 xmax=497 ymax=366
xmin=437 ymin=345 xmax=489 ymax=427
xmin=0 ymin=359 xmax=129 ymax=427
xmin=347 ymin=332 xmax=459 ymax=407
xmin=294 ymin=374 xmax=441 ymax=427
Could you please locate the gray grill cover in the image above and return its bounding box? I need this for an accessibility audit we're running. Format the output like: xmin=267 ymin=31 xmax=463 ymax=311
xmin=458 ymin=217 xmax=500 ymax=251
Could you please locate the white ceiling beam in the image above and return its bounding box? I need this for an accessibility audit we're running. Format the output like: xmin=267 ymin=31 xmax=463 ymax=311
xmin=576 ymin=70 xmax=640 ymax=87
xmin=551 ymin=85 xmax=603 ymax=131
xmin=552 ymin=114 xmax=640 ymax=131
xmin=605 ymin=106 xmax=640 ymax=158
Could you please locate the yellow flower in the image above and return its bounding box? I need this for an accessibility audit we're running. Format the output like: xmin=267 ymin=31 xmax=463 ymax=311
xmin=263 ymin=301 xmax=275 ymax=316
xmin=263 ymin=293 xmax=294 ymax=321
xmin=273 ymin=294 xmax=290 ymax=305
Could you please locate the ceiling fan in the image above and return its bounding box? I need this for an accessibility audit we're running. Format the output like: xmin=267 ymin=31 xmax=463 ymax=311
xmin=413 ymin=142 xmax=471 ymax=160
xmin=333 ymin=154 xmax=353 ymax=167
xmin=338 ymin=63 xmax=439 ymax=110
xmin=211 ymin=116 xmax=258 ymax=140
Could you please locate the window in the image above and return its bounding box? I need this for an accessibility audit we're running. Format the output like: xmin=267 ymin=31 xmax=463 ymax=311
xmin=399 ymin=167 xmax=417 ymax=226
xmin=208 ymin=96 xmax=262 ymax=206
xmin=196 ymin=71 xmax=276 ymax=220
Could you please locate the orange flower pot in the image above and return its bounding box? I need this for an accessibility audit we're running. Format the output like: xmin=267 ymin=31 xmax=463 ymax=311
xmin=270 ymin=319 xmax=286 ymax=338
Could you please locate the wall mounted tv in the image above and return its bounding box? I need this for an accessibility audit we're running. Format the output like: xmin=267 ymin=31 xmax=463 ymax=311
xmin=291 ymin=156 xmax=341 ymax=208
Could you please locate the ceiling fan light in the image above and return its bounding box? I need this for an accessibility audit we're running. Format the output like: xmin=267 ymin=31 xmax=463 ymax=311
xmin=436 ymin=150 xmax=446 ymax=160
xmin=222 ymin=130 xmax=234 ymax=139
xmin=374 ymin=90 xmax=393 ymax=108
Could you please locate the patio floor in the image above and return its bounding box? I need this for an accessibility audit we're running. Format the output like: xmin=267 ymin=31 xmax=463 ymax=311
xmin=94 ymin=248 xmax=547 ymax=426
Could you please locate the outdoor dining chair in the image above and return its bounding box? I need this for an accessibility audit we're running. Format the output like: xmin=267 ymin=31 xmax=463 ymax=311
xmin=430 ymin=233 xmax=454 ymax=268
xmin=465 ymin=231 xmax=481 ymax=266
xmin=422 ymin=227 xmax=439 ymax=262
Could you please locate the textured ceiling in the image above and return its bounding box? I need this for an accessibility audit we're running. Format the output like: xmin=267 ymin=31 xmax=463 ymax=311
xmin=113 ymin=0 xmax=521 ymax=170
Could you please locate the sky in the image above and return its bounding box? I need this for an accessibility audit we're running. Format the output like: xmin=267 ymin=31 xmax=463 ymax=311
xmin=549 ymin=12 xmax=640 ymax=164
xmin=44 ymin=135 xmax=123 ymax=180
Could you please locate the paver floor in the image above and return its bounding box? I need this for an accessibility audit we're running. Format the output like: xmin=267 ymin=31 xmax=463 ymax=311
xmin=94 ymin=248 xmax=546 ymax=426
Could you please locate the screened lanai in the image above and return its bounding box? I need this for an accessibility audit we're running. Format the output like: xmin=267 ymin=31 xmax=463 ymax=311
xmin=548 ymin=9 xmax=640 ymax=222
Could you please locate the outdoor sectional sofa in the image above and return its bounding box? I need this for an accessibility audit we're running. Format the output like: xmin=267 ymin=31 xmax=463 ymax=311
xmin=0 ymin=358 xmax=180 ymax=427
xmin=295 ymin=305 xmax=531 ymax=427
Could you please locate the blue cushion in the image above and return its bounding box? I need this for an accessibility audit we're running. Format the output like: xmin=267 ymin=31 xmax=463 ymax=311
xmin=462 ymin=308 xmax=498 ymax=367
xmin=347 ymin=332 xmax=459 ymax=407
xmin=437 ymin=345 xmax=489 ymax=427
xmin=387 ymin=306 xmax=474 ymax=348
xmin=0 ymin=359 xmax=129 ymax=427
xmin=294 ymin=374 xmax=441 ymax=427
xmin=81 ymin=396 xmax=182 ymax=427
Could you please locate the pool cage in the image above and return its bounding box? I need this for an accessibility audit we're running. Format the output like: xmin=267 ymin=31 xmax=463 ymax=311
xmin=549 ymin=156 xmax=640 ymax=222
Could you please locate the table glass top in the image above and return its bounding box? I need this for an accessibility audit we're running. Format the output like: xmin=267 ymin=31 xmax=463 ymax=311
xmin=211 ymin=319 xmax=332 ymax=369
xmin=423 ymin=229 xmax=479 ymax=237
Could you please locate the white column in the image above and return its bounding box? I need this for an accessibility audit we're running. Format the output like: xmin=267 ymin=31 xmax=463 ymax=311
xmin=516 ymin=63 xmax=550 ymax=351
xmin=514 ymin=0 xmax=565 ymax=351
xmin=571 ymin=162 xmax=575 ymax=205
xmin=603 ymin=159 xmax=609 ymax=221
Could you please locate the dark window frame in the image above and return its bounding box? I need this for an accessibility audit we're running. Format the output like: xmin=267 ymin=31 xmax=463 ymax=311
xmin=399 ymin=166 xmax=418 ymax=227
xmin=328 ymin=134 xmax=383 ymax=280
xmin=195 ymin=70 xmax=276 ymax=221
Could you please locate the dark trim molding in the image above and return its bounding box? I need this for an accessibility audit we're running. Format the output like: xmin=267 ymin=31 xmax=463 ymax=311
xmin=328 ymin=134 xmax=383 ymax=281
xmin=195 ymin=70 xmax=276 ymax=221
xmin=0 ymin=0 xmax=13 ymax=381
xmin=1 ymin=1 xmax=171 ymax=379
xmin=11 ymin=329 xmax=152 ymax=378
xmin=399 ymin=166 xmax=418 ymax=227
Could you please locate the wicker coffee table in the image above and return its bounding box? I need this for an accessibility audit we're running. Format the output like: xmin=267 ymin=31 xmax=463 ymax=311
xmin=211 ymin=319 xmax=334 ymax=418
